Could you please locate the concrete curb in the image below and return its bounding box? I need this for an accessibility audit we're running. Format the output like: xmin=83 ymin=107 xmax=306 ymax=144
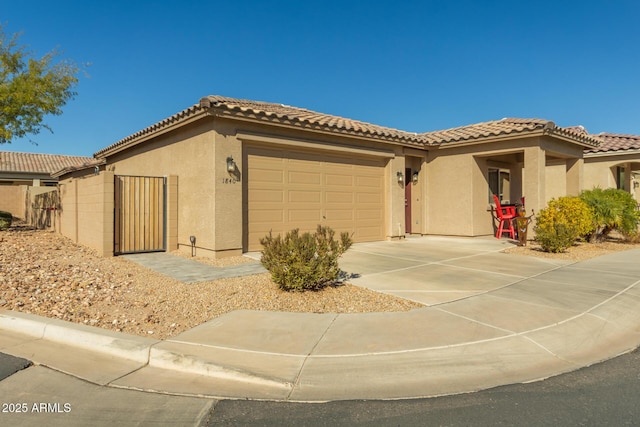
xmin=148 ymin=345 xmax=292 ymax=389
xmin=0 ymin=310 xmax=158 ymax=363
xmin=0 ymin=310 xmax=292 ymax=390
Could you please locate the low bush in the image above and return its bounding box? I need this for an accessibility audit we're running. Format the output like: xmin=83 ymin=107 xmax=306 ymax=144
xmin=580 ymin=187 xmax=640 ymax=242
xmin=0 ymin=211 xmax=12 ymax=231
xmin=260 ymin=225 xmax=353 ymax=292
xmin=534 ymin=197 xmax=594 ymax=253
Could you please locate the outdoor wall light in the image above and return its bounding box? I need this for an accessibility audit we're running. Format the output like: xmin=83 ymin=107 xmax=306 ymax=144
xmin=189 ymin=235 xmax=196 ymax=257
xmin=412 ymin=172 xmax=419 ymax=184
xmin=634 ymin=181 xmax=639 ymax=189
xmin=226 ymin=156 xmax=236 ymax=173
xmin=397 ymin=171 xmax=404 ymax=183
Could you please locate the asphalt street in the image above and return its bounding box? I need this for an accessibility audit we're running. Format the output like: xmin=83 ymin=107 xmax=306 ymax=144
xmin=0 ymin=353 xmax=213 ymax=427
xmin=2 ymin=348 xmax=640 ymax=426
xmin=0 ymin=352 xmax=30 ymax=380
xmin=207 ymin=347 xmax=640 ymax=426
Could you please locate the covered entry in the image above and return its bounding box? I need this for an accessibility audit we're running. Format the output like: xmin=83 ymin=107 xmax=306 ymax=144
xmin=245 ymin=146 xmax=386 ymax=251
xmin=114 ymin=175 xmax=166 ymax=254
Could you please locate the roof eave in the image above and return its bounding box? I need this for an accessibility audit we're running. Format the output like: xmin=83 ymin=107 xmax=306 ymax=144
xmin=584 ymin=148 xmax=640 ymax=158
xmin=210 ymin=107 xmax=425 ymax=147
xmin=430 ymin=127 xmax=601 ymax=149
xmin=94 ymin=109 xmax=209 ymax=158
xmin=546 ymin=129 xmax=601 ymax=148
xmin=0 ymin=171 xmax=56 ymax=181
xmin=52 ymin=158 xmax=107 ymax=178
xmin=430 ymin=129 xmax=547 ymax=148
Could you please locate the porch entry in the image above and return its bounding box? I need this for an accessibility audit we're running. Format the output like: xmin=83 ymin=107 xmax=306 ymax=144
xmin=114 ymin=175 xmax=166 ymax=254
xmin=405 ymin=167 xmax=412 ymax=233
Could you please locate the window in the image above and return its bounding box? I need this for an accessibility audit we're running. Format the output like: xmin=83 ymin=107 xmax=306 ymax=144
xmin=488 ymin=168 xmax=510 ymax=203
xmin=616 ymin=166 xmax=625 ymax=190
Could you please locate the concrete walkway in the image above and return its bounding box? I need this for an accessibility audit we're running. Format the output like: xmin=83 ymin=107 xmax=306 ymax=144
xmin=1 ymin=237 xmax=640 ymax=402
xmin=122 ymin=253 xmax=266 ymax=283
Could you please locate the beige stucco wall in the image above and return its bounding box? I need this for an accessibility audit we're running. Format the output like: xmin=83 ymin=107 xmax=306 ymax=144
xmin=584 ymin=154 xmax=639 ymax=190
xmin=0 ymin=184 xmax=60 ymax=226
xmin=404 ymin=150 xmax=426 ymax=235
xmin=105 ymin=120 xmax=217 ymax=257
xmin=584 ymin=158 xmax=617 ymax=190
xmin=426 ymin=148 xmax=476 ymax=236
xmin=425 ymin=136 xmax=587 ymax=237
xmin=27 ymin=186 xmax=58 ymax=230
xmin=387 ymin=148 xmax=406 ymax=239
xmin=545 ymin=160 xmax=567 ymax=201
xmin=0 ymin=185 xmax=26 ymax=218
xmin=58 ymin=171 xmax=114 ymax=256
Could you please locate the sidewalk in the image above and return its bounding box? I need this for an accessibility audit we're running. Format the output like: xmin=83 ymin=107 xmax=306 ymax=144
xmin=1 ymin=239 xmax=640 ymax=402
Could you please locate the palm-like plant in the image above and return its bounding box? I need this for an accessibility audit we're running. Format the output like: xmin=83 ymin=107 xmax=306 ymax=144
xmin=580 ymin=188 xmax=640 ymax=242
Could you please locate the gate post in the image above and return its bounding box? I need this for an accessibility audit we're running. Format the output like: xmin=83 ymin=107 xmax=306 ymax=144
xmin=166 ymin=175 xmax=178 ymax=251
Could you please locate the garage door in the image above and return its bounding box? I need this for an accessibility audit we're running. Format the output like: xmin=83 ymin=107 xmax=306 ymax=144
xmin=246 ymin=146 xmax=386 ymax=251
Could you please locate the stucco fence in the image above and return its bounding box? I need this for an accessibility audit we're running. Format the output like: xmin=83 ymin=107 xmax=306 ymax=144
xmin=0 ymin=185 xmax=59 ymax=230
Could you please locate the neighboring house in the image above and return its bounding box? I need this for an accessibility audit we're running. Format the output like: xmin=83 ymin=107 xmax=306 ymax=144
xmin=0 ymin=151 xmax=93 ymax=222
xmin=420 ymin=118 xmax=600 ymax=236
xmin=584 ymin=133 xmax=640 ymax=202
xmin=53 ymin=95 xmax=609 ymax=258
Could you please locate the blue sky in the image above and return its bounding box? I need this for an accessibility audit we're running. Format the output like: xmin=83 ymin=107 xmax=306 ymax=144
xmin=3 ymin=0 xmax=639 ymax=157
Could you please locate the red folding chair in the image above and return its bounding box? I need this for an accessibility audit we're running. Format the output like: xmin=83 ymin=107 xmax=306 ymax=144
xmin=492 ymin=194 xmax=516 ymax=239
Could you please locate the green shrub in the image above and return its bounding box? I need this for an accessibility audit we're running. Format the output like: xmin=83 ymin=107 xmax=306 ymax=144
xmin=580 ymin=187 xmax=640 ymax=242
xmin=260 ymin=225 xmax=353 ymax=292
xmin=534 ymin=197 xmax=594 ymax=253
xmin=0 ymin=211 xmax=12 ymax=231
xmin=534 ymin=223 xmax=578 ymax=253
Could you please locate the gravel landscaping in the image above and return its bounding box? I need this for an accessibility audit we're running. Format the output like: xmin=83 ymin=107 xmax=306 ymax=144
xmin=0 ymin=224 xmax=421 ymax=339
xmin=2 ymin=224 xmax=639 ymax=340
xmin=503 ymin=235 xmax=640 ymax=261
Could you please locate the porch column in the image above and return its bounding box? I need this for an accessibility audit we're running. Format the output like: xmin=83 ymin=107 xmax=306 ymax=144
xmin=566 ymin=158 xmax=583 ymax=196
xmin=523 ymin=146 xmax=546 ymax=215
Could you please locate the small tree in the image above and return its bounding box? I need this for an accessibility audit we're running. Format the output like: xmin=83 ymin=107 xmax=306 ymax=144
xmin=260 ymin=225 xmax=353 ymax=292
xmin=0 ymin=26 xmax=80 ymax=144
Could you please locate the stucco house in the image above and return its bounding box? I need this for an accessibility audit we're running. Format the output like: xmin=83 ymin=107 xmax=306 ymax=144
xmin=0 ymin=151 xmax=93 ymax=223
xmin=54 ymin=95 xmax=624 ymax=258
xmin=584 ymin=132 xmax=640 ymax=202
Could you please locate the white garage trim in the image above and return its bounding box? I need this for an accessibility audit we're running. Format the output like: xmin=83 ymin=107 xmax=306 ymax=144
xmin=236 ymin=131 xmax=395 ymax=159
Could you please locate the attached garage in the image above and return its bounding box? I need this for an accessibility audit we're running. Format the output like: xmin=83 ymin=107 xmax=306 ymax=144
xmin=61 ymin=95 xmax=423 ymax=259
xmin=245 ymin=145 xmax=387 ymax=251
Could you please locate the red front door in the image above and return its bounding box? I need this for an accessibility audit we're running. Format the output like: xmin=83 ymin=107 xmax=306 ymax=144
xmin=405 ymin=168 xmax=412 ymax=234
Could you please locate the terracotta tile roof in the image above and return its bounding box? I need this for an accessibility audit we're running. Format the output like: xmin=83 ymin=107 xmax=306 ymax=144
xmin=585 ymin=133 xmax=640 ymax=154
xmin=200 ymin=95 xmax=421 ymax=143
xmin=94 ymin=95 xmax=608 ymax=158
xmin=0 ymin=151 xmax=94 ymax=175
xmin=421 ymin=118 xmax=601 ymax=148
xmin=95 ymin=95 xmax=423 ymax=157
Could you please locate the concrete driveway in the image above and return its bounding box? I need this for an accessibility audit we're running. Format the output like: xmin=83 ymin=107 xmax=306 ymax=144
xmin=339 ymin=236 xmax=573 ymax=305
xmin=3 ymin=236 xmax=640 ymax=401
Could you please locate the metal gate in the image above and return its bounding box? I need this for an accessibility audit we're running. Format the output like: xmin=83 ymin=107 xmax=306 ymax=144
xmin=114 ymin=175 xmax=166 ymax=254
